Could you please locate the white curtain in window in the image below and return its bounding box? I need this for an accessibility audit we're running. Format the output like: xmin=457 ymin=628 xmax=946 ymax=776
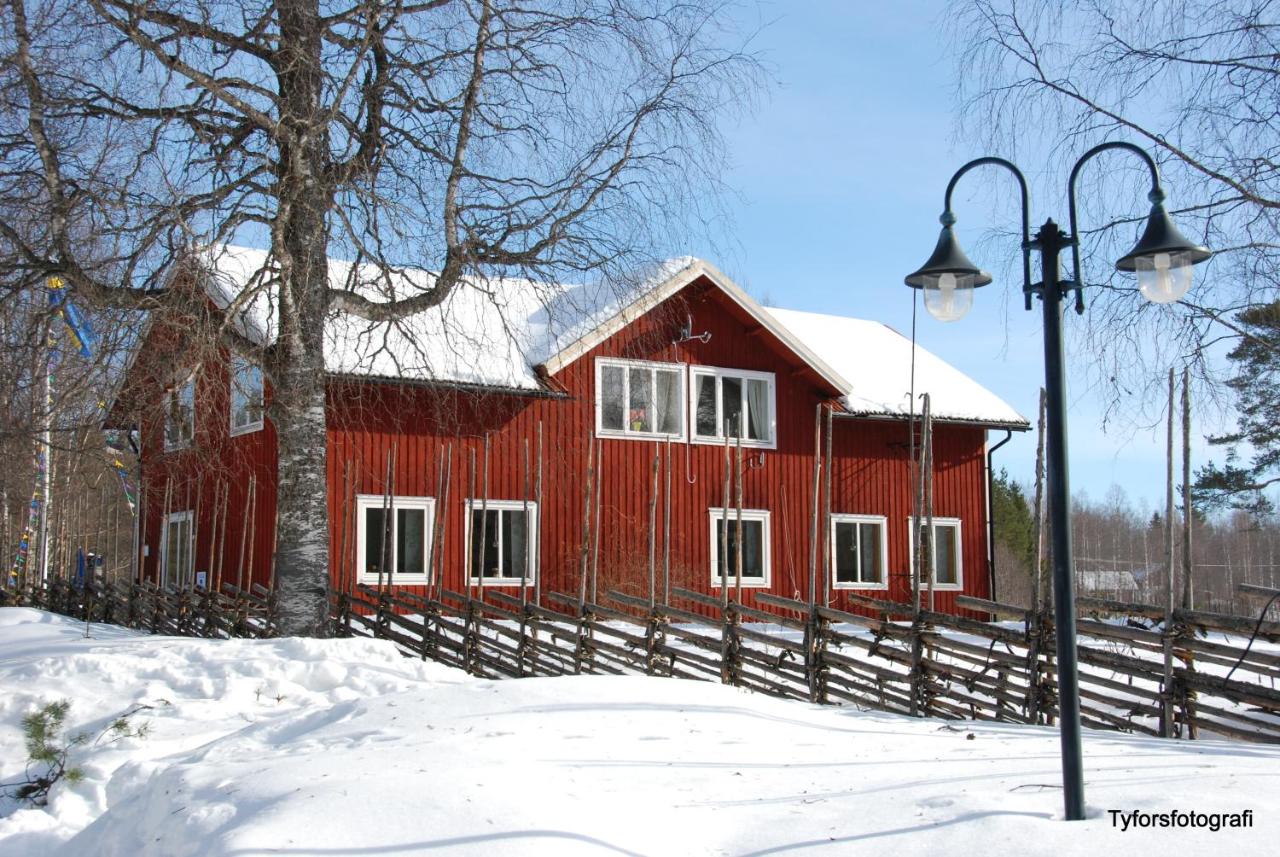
xmin=746 ymin=378 xmax=770 ymax=441
xmin=655 ymin=369 xmax=681 ymax=434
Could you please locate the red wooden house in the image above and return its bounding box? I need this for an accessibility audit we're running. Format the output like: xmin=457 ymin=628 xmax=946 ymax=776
xmin=111 ymin=246 xmax=1027 ymax=616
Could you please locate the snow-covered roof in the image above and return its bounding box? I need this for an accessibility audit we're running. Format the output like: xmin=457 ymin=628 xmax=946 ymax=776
xmin=764 ymin=308 xmax=1028 ymax=427
xmin=199 ymin=245 xmax=687 ymax=392
xmin=197 ymin=245 xmax=1026 ymax=426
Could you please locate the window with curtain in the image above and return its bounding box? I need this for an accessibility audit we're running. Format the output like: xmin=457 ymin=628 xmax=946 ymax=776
xmin=164 ymin=376 xmax=195 ymax=451
xmin=831 ymin=515 xmax=887 ymax=588
xmin=909 ymin=518 xmax=963 ymax=588
xmin=691 ymin=367 xmax=775 ymax=447
xmin=596 ymin=359 xmax=685 ymax=439
xmin=467 ymin=501 xmax=538 ymax=585
xmin=357 ymin=495 xmax=434 ymax=585
xmin=230 ymin=356 xmax=264 ymax=435
xmin=709 ymin=508 xmax=771 ymax=587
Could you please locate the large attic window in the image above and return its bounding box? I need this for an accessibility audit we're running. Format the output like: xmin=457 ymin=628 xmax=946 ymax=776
xmin=691 ymin=367 xmax=775 ymax=448
xmin=230 ymin=357 xmax=264 ymax=436
xmin=163 ymin=376 xmax=195 ymax=452
xmin=595 ymin=358 xmax=685 ymax=440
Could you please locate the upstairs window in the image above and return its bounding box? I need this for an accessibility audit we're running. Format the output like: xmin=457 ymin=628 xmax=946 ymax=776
xmin=230 ymin=356 xmax=264 ymax=436
xmin=164 ymin=376 xmax=195 ymax=451
xmin=467 ymin=500 xmax=537 ymax=585
xmin=596 ymin=358 xmax=685 ymax=440
xmin=831 ymin=515 xmax=887 ymax=589
xmin=709 ymin=508 xmax=771 ymax=587
xmin=909 ymin=518 xmax=963 ymax=589
xmin=357 ymin=495 xmax=434 ymax=585
xmin=691 ymin=367 xmax=775 ymax=448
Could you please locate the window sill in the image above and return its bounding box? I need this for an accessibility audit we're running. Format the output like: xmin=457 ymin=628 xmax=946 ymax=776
xmin=691 ymin=435 xmax=776 ymax=451
xmin=357 ymin=575 xmax=431 ymax=586
xmin=833 ymin=583 xmax=889 ymax=591
xmin=230 ymin=421 xmax=264 ymax=438
xmin=596 ymin=428 xmax=686 ymax=442
xmin=470 ymin=577 xmax=535 ymax=587
xmin=164 ymin=442 xmax=193 ymax=454
xmin=710 ymin=578 xmax=770 ymax=589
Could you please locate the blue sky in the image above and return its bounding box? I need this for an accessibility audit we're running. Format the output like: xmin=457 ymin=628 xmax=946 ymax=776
xmin=686 ymin=1 xmax=1221 ymax=511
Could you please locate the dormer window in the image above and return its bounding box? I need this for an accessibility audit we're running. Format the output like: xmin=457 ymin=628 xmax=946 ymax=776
xmin=691 ymin=366 xmax=775 ymax=448
xmin=595 ymin=358 xmax=685 ymax=440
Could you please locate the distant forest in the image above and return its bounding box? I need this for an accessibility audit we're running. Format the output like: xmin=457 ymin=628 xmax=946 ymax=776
xmin=992 ymin=472 xmax=1280 ymax=618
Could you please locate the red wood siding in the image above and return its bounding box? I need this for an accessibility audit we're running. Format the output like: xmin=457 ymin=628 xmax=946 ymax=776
xmin=133 ymin=274 xmax=997 ymax=618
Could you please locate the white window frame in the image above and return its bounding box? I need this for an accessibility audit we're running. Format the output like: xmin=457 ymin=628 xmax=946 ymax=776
xmin=160 ymin=510 xmax=194 ymax=588
xmin=689 ymin=366 xmax=777 ymax=449
xmin=465 ymin=499 xmax=539 ymax=587
xmin=355 ymin=494 xmax=435 ymax=586
xmin=229 ymin=356 xmax=265 ymax=437
xmin=594 ymin=358 xmax=687 ymax=441
xmin=708 ymin=507 xmax=772 ymax=588
xmin=163 ymin=377 xmax=195 ymax=452
xmin=829 ymin=514 xmax=889 ymax=590
xmin=907 ymin=517 xmax=964 ymax=590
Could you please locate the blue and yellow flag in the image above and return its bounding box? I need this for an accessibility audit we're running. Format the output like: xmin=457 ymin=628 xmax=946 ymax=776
xmin=47 ymin=276 xmax=94 ymax=359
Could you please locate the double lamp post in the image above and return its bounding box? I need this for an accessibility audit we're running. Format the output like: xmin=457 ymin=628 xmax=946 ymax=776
xmin=904 ymin=142 xmax=1212 ymax=821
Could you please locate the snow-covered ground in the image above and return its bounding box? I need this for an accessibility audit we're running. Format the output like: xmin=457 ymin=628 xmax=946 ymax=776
xmin=1 ymin=607 xmax=1274 ymax=855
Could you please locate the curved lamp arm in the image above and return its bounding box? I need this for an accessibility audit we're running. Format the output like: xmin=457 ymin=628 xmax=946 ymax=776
xmin=1067 ymin=141 xmax=1163 ymax=313
xmin=943 ymin=157 xmax=1033 ymax=307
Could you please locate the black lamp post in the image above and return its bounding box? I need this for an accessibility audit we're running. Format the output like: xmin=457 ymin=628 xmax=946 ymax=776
xmin=905 ymin=142 xmax=1211 ymax=821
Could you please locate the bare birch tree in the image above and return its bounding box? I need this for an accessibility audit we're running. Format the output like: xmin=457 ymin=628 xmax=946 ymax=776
xmin=0 ymin=0 xmax=759 ymax=633
xmin=952 ymin=0 xmax=1279 ymax=420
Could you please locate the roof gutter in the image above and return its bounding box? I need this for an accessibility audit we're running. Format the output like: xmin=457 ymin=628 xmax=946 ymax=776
xmin=830 ymin=410 xmax=1030 ymax=432
xmin=986 ymin=429 xmax=1015 ymax=605
xmin=324 ymin=372 xmax=570 ymax=399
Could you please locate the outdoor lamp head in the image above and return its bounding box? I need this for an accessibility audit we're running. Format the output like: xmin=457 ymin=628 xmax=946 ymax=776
xmin=1115 ymin=199 xmax=1211 ymax=305
xmin=905 ymin=223 xmax=992 ymax=322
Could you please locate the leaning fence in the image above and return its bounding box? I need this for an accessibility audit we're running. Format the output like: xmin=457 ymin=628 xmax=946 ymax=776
xmin=5 ymin=578 xmax=1279 ymax=744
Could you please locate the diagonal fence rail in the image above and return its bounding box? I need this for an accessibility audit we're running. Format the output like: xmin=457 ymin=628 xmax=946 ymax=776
xmin=6 ymin=578 xmax=1279 ymax=744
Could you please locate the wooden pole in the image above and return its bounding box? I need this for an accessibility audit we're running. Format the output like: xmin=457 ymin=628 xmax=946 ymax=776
xmin=663 ymin=437 xmax=672 ymax=606
xmin=923 ymin=394 xmax=935 ymax=613
xmin=378 ymin=448 xmax=393 ymax=592
xmin=434 ymin=445 xmax=452 ymax=602
xmin=1031 ymin=389 xmax=1048 ymax=610
xmin=1181 ymin=368 xmax=1193 ymax=610
xmin=478 ymin=434 xmax=490 ymax=602
xmin=590 ymin=439 xmax=602 ymax=603
xmin=244 ymin=475 xmax=258 ymax=591
xmin=336 ymin=462 xmax=353 ymax=595
xmin=466 ymin=447 xmax=477 ymax=600
xmin=735 ymin=436 xmax=744 ymax=603
xmin=808 ymin=405 xmax=821 ymax=607
xmin=522 ymin=438 xmax=531 ymax=606
xmin=1162 ymin=368 xmax=1176 ymax=738
xmin=649 ymin=444 xmax=659 ymax=609
xmin=577 ymin=434 xmax=593 ymax=611
xmin=721 ymin=432 xmax=731 ymax=607
xmin=822 ymin=405 xmax=833 ymax=607
xmin=534 ymin=422 xmax=543 ymax=605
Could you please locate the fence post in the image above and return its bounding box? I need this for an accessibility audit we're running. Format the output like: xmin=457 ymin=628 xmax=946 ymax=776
xmin=573 ymin=606 xmax=594 ymax=675
xmin=721 ymin=601 xmax=740 ymax=686
xmin=804 ymin=605 xmax=828 ymax=704
xmin=908 ymin=619 xmax=924 ymax=717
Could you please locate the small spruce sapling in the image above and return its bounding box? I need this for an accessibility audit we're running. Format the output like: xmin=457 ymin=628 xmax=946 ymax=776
xmin=5 ymin=699 xmax=152 ymax=806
